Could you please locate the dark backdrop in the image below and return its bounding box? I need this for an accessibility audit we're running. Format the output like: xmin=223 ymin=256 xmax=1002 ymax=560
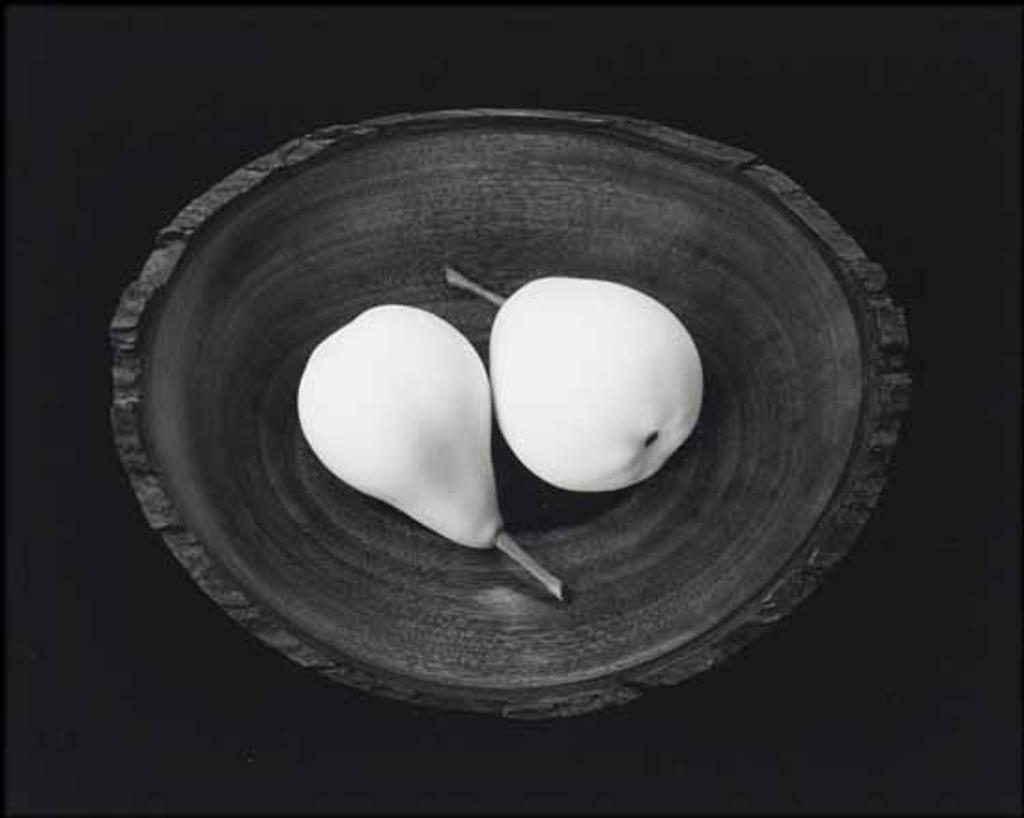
xmin=5 ymin=5 xmax=1020 ymax=815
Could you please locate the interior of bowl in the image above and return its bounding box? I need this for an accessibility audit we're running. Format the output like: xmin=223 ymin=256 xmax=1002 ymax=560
xmin=141 ymin=121 xmax=863 ymax=689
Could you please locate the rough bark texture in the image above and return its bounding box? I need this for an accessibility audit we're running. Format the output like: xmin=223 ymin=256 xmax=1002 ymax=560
xmin=109 ymin=109 xmax=910 ymax=717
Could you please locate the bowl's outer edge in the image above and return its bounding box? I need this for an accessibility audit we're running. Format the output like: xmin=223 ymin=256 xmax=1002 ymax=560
xmin=109 ymin=108 xmax=912 ymax=718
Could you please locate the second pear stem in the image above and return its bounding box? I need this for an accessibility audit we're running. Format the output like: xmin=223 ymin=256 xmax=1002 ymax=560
xmin=444 ymin=265 xmax=507 ymax=307
xmin=494 ymin=531 xmax=569 ymax=603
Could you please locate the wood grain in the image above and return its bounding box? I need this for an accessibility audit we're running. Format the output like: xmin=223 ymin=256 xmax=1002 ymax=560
xmin=109 ymin=109 xmax=910 ymax=717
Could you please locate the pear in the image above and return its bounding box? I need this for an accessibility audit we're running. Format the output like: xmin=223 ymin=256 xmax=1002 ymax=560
xmin=297 ymin=304 xmax=566 ymax=601
xmin=445 ymin=267 xmax=703 ymax=493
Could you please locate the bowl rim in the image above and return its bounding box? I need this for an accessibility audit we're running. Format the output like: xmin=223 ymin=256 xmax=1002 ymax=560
xmin=109 ymin=108 xmax=912 ymax=718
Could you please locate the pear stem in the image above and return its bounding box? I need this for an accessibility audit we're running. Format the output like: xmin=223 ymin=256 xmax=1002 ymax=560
xmin=443 ymin=265 xmax=507 ymax=307
xmin=494 ymin=531 xmax=569 ymax=604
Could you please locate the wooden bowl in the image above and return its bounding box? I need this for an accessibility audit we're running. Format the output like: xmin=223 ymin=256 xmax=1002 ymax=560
xmin=110 ymin=109 xmax=910 ymax=717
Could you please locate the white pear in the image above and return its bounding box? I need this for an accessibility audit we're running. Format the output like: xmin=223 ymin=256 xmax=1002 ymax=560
xmin=297 ymin=304 xmax=565 ymax=600
xmin=446 ymin=268 xmax=703 ymax=493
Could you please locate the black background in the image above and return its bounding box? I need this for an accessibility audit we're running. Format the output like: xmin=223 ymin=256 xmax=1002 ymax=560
xmin=5 ymin=5 xmax=1021 ymax=815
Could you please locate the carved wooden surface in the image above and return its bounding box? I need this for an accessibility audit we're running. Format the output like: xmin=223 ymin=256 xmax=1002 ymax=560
xmin=110 ymin=109 xmax=910 ymax=717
